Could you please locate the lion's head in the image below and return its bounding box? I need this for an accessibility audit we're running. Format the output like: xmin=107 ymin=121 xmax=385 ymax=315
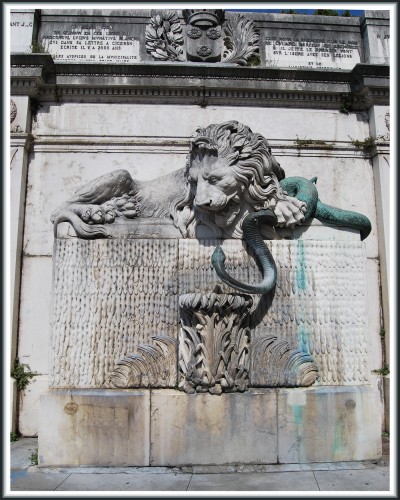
xmin=170 ymin=121 xmax=287 ymax=238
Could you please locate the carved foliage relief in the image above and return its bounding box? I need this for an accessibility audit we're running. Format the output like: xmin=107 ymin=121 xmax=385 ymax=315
xmin=10 ymin=99 xmax=17 ymax=124
xmin=145 ymin=12 xmax=184 ymax=62
xmin=145 ymin=10 xmax=259 ymax=65
xmin=110 ymin=335 xmax=178 ymax=388
xmin=178 ymin=292 xmax=252 ymax=394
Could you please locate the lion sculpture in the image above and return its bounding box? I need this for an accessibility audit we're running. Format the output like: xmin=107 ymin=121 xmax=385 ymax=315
xmin=51 ymin=121 xmax=306 ymax=239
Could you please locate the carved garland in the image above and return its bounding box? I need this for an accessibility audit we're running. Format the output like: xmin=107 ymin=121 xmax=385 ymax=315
xmin=145 ymin=12 xmax=185 ymax=62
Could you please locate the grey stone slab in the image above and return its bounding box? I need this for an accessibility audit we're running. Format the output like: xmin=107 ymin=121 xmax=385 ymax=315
xmin=39 ymin=390 xmax=150 ymax=467
xmin=151 ymin=389 xmax=278 ymax=466
xmin=10 ymin=470 xmax=71 ymax=491
xmin=55 ymin=473 xmax=191 ymax=491
xmin=11 ymin=438 xmax=38 ymax=470
xmin=314 ymin=469 xmax=390 ymax=491
xmin=278 ymin=386 xmax=382 ymax=463
xmin=188 ymin=472 xmax=319 ymax=491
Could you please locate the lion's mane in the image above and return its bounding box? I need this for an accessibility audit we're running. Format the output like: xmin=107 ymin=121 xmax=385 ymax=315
xmin=170 ymin=120 xmax=286 ymax=238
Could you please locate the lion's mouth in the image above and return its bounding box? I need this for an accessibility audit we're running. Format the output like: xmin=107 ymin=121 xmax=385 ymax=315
xmin=214 ymin=198 xmax=241 ymax=227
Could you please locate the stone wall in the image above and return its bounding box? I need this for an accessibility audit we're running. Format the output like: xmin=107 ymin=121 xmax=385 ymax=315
xmin=9 ymin=8 xmax=390 ymax=454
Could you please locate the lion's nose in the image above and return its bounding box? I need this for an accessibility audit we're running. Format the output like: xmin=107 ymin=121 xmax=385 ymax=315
xmin=195 ymin=197 xmax=213 ymax=208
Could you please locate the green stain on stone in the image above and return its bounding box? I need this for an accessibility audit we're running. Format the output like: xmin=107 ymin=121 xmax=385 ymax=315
xmin=298 ymin=325 xmax=310 ymax=354
xmin=293 ymin=405 xmax=303 ymax=425
xmin=333 ymin=416 xmax=346 ymax=456
xmin=296 ymin=240 xmax=307 ymax=290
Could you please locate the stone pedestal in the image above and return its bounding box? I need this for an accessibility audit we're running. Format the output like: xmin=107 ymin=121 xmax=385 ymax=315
xmin=38 ymin=227 xmax=383 ymax=465
xmin=38 ymin=387 xmax=381 ymax=467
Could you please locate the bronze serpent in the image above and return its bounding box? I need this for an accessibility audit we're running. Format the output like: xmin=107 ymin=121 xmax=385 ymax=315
xmin=212 ymin=176 xmax=372 ymax=294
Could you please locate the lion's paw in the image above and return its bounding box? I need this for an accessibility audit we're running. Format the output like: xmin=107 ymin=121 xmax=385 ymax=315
xmin=78 ymin=204 xmax=106 ymax=224
xmin=272 ymin=196 xmax=307 ymax=227
xmin=102 ymin=194 xmax=140 ymax=220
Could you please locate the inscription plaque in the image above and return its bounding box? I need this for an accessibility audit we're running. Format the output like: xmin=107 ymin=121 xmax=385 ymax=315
xmin=265 ymin=36 xmax=361 ymax=69
xmin=41 ymin=25 xmax=140 ymax=63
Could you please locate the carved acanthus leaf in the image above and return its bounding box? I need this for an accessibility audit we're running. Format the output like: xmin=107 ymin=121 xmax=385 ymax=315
xmin=109 ymin=335 xmax=178 ymax=388
xmin=179 ymin=292 xmax=252 ymax=394
xmin=145 ymin=12 xmax=185 ymax=62
xmin=222 ymin=14 xmax=260 ymax=66
xmin=250 ymin=335 xmax=319 ymax=387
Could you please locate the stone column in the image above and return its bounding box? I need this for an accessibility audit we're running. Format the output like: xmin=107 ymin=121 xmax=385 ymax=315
xmin=368 ymin=105 xmax=390 ymax=433
xmin=10 ymin=96 xmax=33 ymax=432
xmin=361 ymin=9 xmax=391 ymax=434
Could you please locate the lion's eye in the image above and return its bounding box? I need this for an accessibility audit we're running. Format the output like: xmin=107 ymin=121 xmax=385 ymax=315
xmin=208 ymin=176 xmax=220 ymax=184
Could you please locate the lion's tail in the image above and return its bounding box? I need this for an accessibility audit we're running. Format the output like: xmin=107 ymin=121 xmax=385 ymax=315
xmin=52 ymin=212 xmax=109 ymax=239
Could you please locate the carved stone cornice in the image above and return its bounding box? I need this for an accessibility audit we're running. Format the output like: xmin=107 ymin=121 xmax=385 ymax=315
xmin=10 ymin=132 xmax=33 ymax=151
xmin=10 ymin=54 xmax=389 ymax=109
xmin=350 ymin=63 xmax=390 ymax=106
xmin=11 ymin=53 xmax=55 ymax=96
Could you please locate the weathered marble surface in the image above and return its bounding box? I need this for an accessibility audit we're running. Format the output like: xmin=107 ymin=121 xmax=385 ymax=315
xmin=10 ymin=9 xmax=37 ymax=53
xmin=50 ymin=238 xmax=178 ymax=387
xmin=39 ymin=390 xmax=150 ymax=466
xmin=50 ymin=235 xmax=370 ymax=388
xmin=150 ymin=389 xmax=278 ymax=466
xmin=38 ymin=386 xmax=381 ymax=466
xmin=10 ymin=8 xmax=389 ymax=462
xmin=277 ymin=386 xmax=382 ymax=463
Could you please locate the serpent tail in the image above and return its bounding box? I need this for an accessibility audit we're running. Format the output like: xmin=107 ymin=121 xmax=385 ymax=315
xmin=315 ymin=201 xmax=371 ymax=240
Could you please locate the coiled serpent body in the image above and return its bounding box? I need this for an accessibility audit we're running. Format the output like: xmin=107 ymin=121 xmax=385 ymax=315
xmin=212 ymin=176 xmax=372 ymax=294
